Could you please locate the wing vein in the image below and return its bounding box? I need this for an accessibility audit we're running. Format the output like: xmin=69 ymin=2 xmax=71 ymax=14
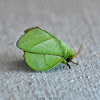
xmin=25 ymin=51 xmax=64 ymax=58
xmin=31 ymin=37 xmax=54 ymax=49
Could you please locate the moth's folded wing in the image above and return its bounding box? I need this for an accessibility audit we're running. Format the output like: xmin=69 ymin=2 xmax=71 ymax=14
xmin=24 ymin=52 xmax=64 ymax=71
xmin=17 ymin=27 xmax=70 ymax=57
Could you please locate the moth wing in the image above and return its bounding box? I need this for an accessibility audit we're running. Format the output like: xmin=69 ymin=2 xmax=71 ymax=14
xmin=17 ymin=27 xmax=70 ymax=57
xmin=24 ymin=52 xmax=64 ymax=71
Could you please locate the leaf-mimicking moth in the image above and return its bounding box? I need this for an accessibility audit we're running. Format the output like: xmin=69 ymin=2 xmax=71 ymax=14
xmin=17 ymin=27 xmax=82 ymax=71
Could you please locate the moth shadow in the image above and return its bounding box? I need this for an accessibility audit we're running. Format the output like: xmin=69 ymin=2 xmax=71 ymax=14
xmin=41 ymin=64 xmax=69 ymax=73
xmin=8 ymin=59 xmax=35 ymax=72
xmin=9 ymin=60 xmax=69 ymax=73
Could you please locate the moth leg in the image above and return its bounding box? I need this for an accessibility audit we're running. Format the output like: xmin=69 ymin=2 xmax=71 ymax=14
xmin=70 ymin=61 xmax=79 ymax=65
xmin=67 ymin=63 xmax=71 ymax=69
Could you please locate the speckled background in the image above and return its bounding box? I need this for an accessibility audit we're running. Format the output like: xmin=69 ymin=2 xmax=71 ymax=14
xmin=0 ymin=0 xmax=100 ymax=100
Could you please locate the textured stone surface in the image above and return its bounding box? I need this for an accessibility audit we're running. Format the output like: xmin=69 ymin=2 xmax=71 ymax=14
xmin=0 ymin=0 xmax=100 ymax=100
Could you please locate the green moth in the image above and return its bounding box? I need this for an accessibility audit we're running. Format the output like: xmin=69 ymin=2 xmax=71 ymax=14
xmin=17 ymin=27 xmax=82 ymax=71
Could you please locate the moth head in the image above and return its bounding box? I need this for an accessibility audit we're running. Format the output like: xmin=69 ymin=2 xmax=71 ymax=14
xmin=72 ymin=43 xmax=83 ymax=59
xmin=66 ymin=43 xmax=83 ymax=66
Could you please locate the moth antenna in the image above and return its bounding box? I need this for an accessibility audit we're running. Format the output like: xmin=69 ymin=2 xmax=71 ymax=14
xmin=76 ymin=43 xmax=83 ymax=55
xmin=72 ymin=43 xmax=83 ymax=59
xmin=74 ymin=50 xmax=76 ymax=56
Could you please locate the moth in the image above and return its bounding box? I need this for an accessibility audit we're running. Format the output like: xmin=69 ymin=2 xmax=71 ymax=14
xmin=17 ymin=27 xmax=82 ymax=71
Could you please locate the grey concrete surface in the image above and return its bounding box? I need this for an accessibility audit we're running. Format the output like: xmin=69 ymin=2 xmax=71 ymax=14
xmin=0 ymin=0 xmax=100 ymax=100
